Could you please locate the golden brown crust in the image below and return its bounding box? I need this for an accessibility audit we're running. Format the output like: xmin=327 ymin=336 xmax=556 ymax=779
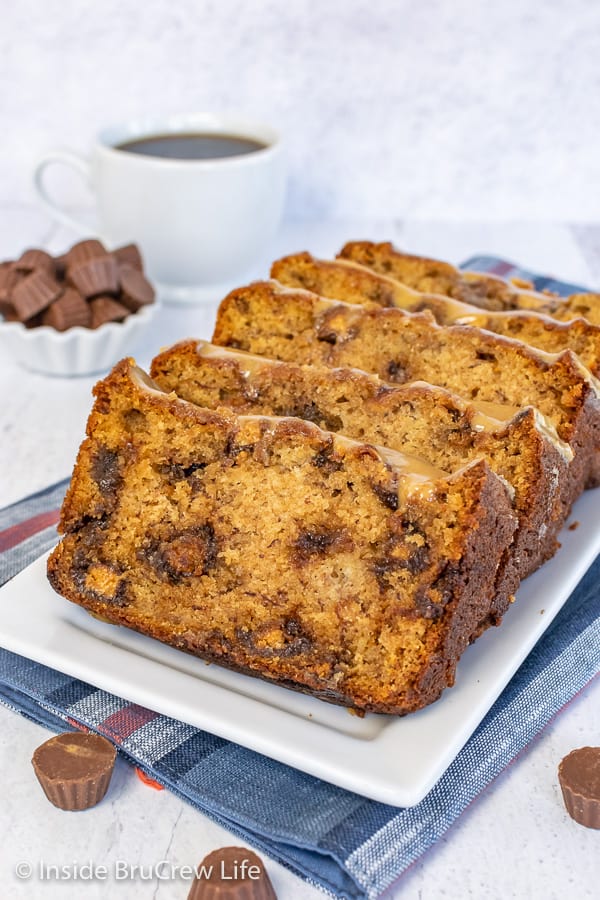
xmin=212 ymin=281 xmax=600 ymax=500
xmin=552 ymin=294 xmax=600 ymax=326
xmin=271 ymin=252 xmax=416 ymax=308
xmin=337 ymin=241 xmax=600 ymax=325
xmin=272 ymin=252 xmax=600 ymax=376
xmin=338 ymin=241 xmax=524 ymax=310
xmin=151 ymin=341 xmax=575 ymax=629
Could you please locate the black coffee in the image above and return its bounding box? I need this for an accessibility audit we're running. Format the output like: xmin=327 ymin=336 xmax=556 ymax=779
xmin=116 ymin=133 xmax=268 ymax=160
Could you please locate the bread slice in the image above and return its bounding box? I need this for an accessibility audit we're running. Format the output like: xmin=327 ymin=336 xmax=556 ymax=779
xmin=272 ymin=251 xmax=420 ymax=308
xmin=338 ymin=241 xmax=600 ymax=324
xmin=212 ymin=281 xmax=600 ymax=496
xmin=47 ymin=358 xmax=517 ymax=715
xmin=272 ymin=252 xmax=600 ymax=375
xmin=549 ymin=293 xmax=600 ymax=326
xmin=151 ymin=340 xmax=573 ymax=628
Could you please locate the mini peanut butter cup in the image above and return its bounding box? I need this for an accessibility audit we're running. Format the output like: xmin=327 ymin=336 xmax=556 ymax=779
xmin=64 ymin=238 xmax=107 ymax=270
xmin=1 ymin=239 xmax=153 ymax=333
xmin=31 ymin=732 xmax=116 ymax=811
xmin=558 ymin=746 xmax=600 ymax=829
xmin=42 ymin=289 xmax=92 ymax=331
xmin=89 ymin=296 xmax=130 ymax=329
xmin=69 ymin=255 xmax=120 ymax=298
xmin=188 ymin=847 xmax=277 ymax=899
xmin=11 ymin=270 xmax=62 ymax=321
xmin=119 ymin=264 xmax=155 ymax=311
xmin=14 ymin=248 xmax=55 ymax=274
xmin=114 ymin=243 xmax=144 ymax=271
xmin=0 ymin=265 xmax=21 ymax=305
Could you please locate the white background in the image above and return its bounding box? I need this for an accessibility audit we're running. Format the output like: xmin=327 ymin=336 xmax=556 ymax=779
xmin=1 ymin=0 xmax=599 ymax=222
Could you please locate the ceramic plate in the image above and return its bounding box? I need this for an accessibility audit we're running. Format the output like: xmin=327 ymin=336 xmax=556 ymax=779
xmin=0 ymin=489 xmax=598 ymax=805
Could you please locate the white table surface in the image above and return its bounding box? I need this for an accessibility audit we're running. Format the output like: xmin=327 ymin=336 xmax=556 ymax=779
xmin=0 ymin=212 xmax=599 ymax=899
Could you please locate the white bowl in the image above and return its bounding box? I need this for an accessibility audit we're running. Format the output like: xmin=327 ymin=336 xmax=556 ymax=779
xmin=0 ymin=302 xmax=158 ymax=376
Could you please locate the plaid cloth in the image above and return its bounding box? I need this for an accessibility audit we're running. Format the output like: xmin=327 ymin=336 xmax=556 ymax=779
xmin=1 ymin=259 xmax=599 ymax=900
xmin=461 ymin=255 xmax=589 ymax=297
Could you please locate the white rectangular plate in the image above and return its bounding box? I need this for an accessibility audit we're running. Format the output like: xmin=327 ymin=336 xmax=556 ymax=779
xmin=1 ymin=489 xmax=599 ymax=806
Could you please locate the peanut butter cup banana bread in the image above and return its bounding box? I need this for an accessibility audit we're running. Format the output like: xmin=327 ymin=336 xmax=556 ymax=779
xmin=211 ymin=282 xmax=600 ymax=492
xmin=337 ymin=241 xmax=549 ymax=311
xmin=271 ymin=252 xmax=420 ymax=308
xmin=338 ymin=241 xmax=600 ymax=323
xmin=549 ymin=293 xmax=600 ymax=326
xmin=272 ymin=253 xmax=600 ymax=375
xmin=47 ymin=359 xmax=517 ymax=715
xmin=151 ymin=341 xmax=571 ymax=604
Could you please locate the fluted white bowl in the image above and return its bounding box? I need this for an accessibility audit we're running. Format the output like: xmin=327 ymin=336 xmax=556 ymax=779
xmin=0 ymin=302 xmax=158 ymax=376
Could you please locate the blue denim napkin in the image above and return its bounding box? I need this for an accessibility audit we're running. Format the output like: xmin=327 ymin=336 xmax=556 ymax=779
xmin=1 ymin=259 xmax=599 ymax=899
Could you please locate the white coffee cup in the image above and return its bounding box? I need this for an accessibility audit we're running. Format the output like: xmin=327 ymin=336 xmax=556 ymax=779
xmin=33 ymin=113 xmax=286 ymax=303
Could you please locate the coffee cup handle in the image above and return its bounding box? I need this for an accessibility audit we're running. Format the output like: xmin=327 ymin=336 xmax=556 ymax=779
xmin=33 ymin=151 xmax=94 ymax=235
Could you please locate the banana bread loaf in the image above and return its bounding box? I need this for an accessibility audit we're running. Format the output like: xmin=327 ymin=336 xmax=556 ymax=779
xmin=338 ymin=241 xmax=600 ymax=323
xmin=549 ymin=293 xmax=600 ymax=326
xmin=271 ymin=251 xmax=419 ymax=308
xmin=272 ymin=252 xmax=600 ymax=375
xmin=151 ymin=340 xmax=572 ymax=613
xmin=337 ymin=241 xmax=546 ymax=310
xmin=47 ymin=358 xmax=517 ymax=715
xmin=212 ymin=281 xmax=600 ymax=495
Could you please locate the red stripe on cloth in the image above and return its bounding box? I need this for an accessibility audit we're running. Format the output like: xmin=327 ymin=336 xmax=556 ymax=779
xmin=99 ymin=704 xmax=159 ymax=742
xmin=0 ymin=508 xmax=61 ymax=553
xmin=487 ymin=261 xmax=513 ymax=277
xmin=66 ymin=717 xmax=90 ymax=732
